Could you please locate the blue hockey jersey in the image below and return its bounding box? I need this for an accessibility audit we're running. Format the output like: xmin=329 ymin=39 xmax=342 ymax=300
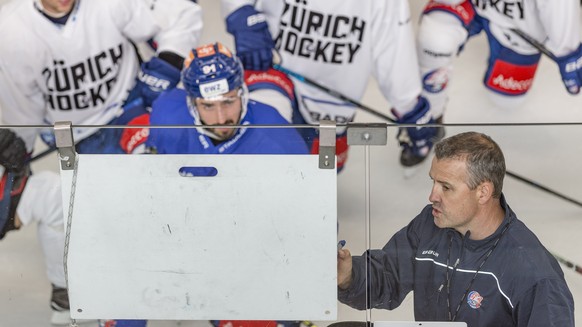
xmin=146 ymin=88 xmax=308 ymax=155
xmin=339 ymin=195 xmax=574 ymax=327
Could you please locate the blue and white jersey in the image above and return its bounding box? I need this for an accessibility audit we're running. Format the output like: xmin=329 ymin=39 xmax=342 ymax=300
xmin=146 ymin=88 xmax=309 ymax=155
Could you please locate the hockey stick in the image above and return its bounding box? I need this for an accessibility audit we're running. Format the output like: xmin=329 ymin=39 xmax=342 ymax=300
xmin=505 ymin=171 xmax=582 ymax=208
xmin=510 ymin=28 xmax=580 ymax=94
xmin=509 ymin=28 xmax=558 ymax=61
xmin=274 ymin=65 xmax=582 ymax=209
xmin=552 ymin=252 xmax=582 ymax=276
xmin=273 ymin=65 xmax=397 ymax=123
xmin=29 ymin=146 xmax=57 ymax=163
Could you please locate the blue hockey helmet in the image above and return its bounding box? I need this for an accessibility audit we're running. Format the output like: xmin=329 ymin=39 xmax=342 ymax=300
xmin=182 ymin=42 xmax=245 ymax=100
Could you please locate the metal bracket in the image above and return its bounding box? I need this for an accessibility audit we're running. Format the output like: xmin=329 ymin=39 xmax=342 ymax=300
xmin=347 ymin=123 xmax=387 ymax=146
xmin=54 ymin=121 xmax=77 ymax=170
xmin=318 ymin=120 xmax=336 ymax=169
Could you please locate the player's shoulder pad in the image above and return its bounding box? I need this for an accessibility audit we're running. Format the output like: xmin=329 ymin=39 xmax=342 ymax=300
xmin=247 ymin=100 xmax=289 ymax=125
xmin=150 ymin=88 xmax=190 ymax=125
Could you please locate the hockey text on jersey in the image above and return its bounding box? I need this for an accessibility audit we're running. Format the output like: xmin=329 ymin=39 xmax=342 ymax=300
xmin=472 ymin=0 xmax=525 ymax=20
xmin=275 ymin=0 xmax=366 ymax=64
xmin=43 ymin=44 xmax=124 ymax=111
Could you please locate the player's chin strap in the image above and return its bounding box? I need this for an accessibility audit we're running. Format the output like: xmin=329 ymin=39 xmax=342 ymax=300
xmin=186 ymin=84 xmax=250 ymax=141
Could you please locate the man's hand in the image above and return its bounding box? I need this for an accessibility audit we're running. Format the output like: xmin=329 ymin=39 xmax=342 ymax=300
xmin=338 ymin=248 xmax=353 ymax=290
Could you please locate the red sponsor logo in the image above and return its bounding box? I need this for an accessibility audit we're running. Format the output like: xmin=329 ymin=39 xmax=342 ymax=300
xmin=244 ymin=69 xmax=295 ymax=100
xmin=486 ymin=60 xmax=538 ymax=95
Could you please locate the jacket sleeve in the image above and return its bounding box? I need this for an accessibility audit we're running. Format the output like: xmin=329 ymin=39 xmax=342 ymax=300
xmin=338 ymin=213 xmax=423 ymax=310
xmin=514 ymin=278 xmax=575 ymax=327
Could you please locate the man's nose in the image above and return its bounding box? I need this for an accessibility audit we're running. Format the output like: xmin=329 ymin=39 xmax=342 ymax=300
xmin=215 ymin=106 xmax=228 ymax=124
xmin=428 ymin=186 xmax=438 ymax=203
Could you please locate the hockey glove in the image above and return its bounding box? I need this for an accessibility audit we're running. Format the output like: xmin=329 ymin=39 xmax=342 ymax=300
xmin=0 ymin=129 xmax=28 ymax=240
xmin=134 ymin=57 xmax=181 ymax=107
xmin=0 ymin=129 xmax=27 ymax=173
xmin=393 ymin=97 xmax=437 ymax=166
xmin=557 ymin=44 xmax=582 ymax=95
xmin=226 ymin=5 xmax=275 ymax=71
xmin=115 ymin=98 xmax=151 ymax=154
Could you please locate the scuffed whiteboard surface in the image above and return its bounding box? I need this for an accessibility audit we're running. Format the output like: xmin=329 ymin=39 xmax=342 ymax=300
xmin=60 ymin=154 xmax=337 ymax=321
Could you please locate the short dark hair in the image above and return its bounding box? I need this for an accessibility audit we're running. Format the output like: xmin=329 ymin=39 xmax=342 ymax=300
xmin=434 ymin=132 xmax=505 ymax=198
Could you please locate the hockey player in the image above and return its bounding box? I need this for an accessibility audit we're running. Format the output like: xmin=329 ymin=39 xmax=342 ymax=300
xmin=337 ymin=131 xmax=575 ymax=326
xmin=0 ymin=129 xmax=68 ymax=325
xmin=139 ymin=42 xmax=308 ymax=156
xmin=417 ymin=0 xmax=582 ymax=124
xmin=219 ymin=0 xmax=438 ymax=170
xmin=0 ymin=0 xmax=202 ymax=154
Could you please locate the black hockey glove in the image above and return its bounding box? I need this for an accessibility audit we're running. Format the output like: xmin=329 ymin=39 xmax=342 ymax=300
xmin=0 ymin=129 xmax=27 ymax=173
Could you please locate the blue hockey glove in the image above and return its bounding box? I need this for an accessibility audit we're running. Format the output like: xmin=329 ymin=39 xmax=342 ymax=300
xmin=226 ymin=5 xmax=275 ymax=71
xmin=133 ymin=57 xmax=181 ymax=107
xmin=556 ymin=44 xmax=582 ymax=95
xmin=393 ymin=97 xmax=437 ymax=167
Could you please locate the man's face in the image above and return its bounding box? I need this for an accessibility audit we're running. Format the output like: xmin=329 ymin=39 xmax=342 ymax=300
xmin=41 ymin=0 xmax=75 ymax=16
xmin=428 ymin=157 xmax=480 ymax=232
xmin=194 ymin=89 xmax=242 ymax=141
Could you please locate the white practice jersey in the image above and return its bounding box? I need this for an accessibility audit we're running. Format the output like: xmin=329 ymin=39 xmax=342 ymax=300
xmin=16 ymin=170 xmax=67 ymax=288
xmin=0 ymin=0 xmax=202 ymax=150
xmin=438 ymin=0 xmax=581 ymax=57
xmin=222 ymin=0 xmax=423 ymax=130
xmin=16 ymin=171 xmax=62 ymax=227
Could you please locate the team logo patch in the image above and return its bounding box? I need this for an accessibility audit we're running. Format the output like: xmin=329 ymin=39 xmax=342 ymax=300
xmin=423 ymin=68 xmax=448 ymax=93
xmin=467 ymin=290 xmax=483 ymax=309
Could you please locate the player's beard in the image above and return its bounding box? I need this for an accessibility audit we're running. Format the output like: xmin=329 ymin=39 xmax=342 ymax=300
xmin=206 ymin=119 xmax=237 ymax=141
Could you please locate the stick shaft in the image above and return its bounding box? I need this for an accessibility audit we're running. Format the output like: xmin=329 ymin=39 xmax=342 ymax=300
xmin=273 ymin=65 xmax=396 ymax=123
xmin=552 ymin=253 xmax=582 ymax=275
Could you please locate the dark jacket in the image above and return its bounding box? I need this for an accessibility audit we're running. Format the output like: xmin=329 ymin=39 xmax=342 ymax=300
xmin=338 ymin=194 xmax=574 ymax=327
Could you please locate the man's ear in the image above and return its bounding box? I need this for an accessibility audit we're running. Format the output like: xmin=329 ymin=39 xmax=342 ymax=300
xmin=477 ymin=181 xmax=494 ymax=204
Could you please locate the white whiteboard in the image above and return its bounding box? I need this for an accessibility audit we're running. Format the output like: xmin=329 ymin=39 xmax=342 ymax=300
xmin=60 ymin=154 xmax=337 ymax=321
